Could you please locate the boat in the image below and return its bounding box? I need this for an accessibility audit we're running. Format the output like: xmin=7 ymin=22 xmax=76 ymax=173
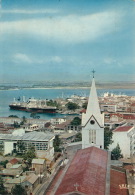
xmin=9 ymin=97 xmax=57 ymax=113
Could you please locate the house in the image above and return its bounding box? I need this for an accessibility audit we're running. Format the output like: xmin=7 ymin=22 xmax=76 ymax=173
xmin=0 ymin=168 xmax=23 ymax=178
xmin=6 ymin=158 xmax=19 ymax=169
xmin=109 ymin=125 xmax=135 ymax=158
xmin=59 ymin=132 xmax=76 ymax=144
xmin=32 ymin=159 xmax=46 ymax=174
xmin=4 ymin=176 xmax=26 ymax=193
xmin=22 ymin=173 xmax=39 ymax=193
xmin=54 ymin=120 xmax=71 ymax=133
xmin=51 ymin=118 xmax=67 ymax=125
xmin=100 ymin=104 xmax=117 ymax=113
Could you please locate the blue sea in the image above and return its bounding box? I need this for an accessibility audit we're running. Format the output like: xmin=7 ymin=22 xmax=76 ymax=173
xmin=0 ymin=88 xmax=135 ymax=120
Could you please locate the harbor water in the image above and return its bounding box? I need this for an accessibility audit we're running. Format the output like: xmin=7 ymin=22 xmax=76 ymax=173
xmin=0 ymin=88 xmax=135 ymax=120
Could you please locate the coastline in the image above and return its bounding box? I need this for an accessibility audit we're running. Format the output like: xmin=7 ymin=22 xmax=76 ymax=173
xmin=0 ymin=81 xmax=135 ymax=92
xmin=0 ymin=85 xmax=135 ymax=91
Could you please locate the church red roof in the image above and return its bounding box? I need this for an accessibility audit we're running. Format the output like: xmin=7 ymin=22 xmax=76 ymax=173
xmin=55 ymin=146 xmax=108 ymax=195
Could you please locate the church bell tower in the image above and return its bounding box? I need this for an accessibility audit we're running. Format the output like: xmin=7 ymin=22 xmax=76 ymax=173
xmin=82 ymin=71 xmax=104 ymax=149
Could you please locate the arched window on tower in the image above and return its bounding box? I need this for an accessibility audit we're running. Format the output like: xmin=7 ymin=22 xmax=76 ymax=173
xmin=89 ymin=130 xmax=96 ymax=144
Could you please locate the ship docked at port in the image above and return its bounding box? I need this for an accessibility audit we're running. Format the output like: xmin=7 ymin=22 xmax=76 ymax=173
xmin=9 ymin=97 xmax=57 ymax=113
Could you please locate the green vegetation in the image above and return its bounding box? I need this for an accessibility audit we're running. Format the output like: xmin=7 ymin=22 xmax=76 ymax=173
xmin=30 ymin=112 xmax=40 ymax=119
xmin=82 ymin=102 xmax=88 ymax=109
xmin=13 ymin=121 xmax=20 ymax=128
xmin=20 ymin=116 xmax=27 ymax=125
xmin=23 ymin=145 xmax=36 ymax=166
xmin=104 ymin=127 xmax=113 ymax=150
xmin=0 ymin=176 xmax=8 ymax=195
xmin=17 ymin=141 xmax=26 ymax=154
xmin=9 ymin=115 xmax=19 ymax=118
xmin=47 ymin=99 xmax=59 ymax=108
xmin=111 ymin=143 xmax=123 ymax=160
xmin=70 ymin=117 xmax=81 ymax=126
xmin=66 ymin=102 xmax=79 ymax=111
xmin=53 ymin=135 xmax=62 ymax=152
xmin=0 ymin=160 xmax=8 ymax=168
xmin=73 ymin=133 xmax=82 ymax=142
xmin=11 ymin=184 xmax=27 ymax=195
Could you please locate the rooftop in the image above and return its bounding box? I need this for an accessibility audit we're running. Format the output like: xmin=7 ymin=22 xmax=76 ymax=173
xmin=110 ymin=169 xmax=128 ymax=195
xmin=32 ymin=158 xmax=45 ymax=165
xmin=113 ymin=126 xmax=133 ymax=132
xmin=55 ymin=146 xmax=108 ymax=195
xmin=9 ymin=158 xmax=18 ymax=165
xmin=0 ymin=131 xmax=55 ymax=142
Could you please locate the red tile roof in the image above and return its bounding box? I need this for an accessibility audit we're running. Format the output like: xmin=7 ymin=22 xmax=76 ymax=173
xmin=110 ymin=169 xmax=128 ymax=195
xmin=123 ymin=114 xmax=135 ymax=120
xmin=55 ymin=146 xmax=108 ymax=195
xmin=9 ymin=158 xmax=18 ymax=165
xmin=113 ymin=126 xmax=133 ymax=132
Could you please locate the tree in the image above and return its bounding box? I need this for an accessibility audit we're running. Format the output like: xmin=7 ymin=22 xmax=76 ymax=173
xmin=111 ymin=143 xmax=123 ymax=160
xmin=53 ymin=135 xmax=62 ymax=152
xmin=104 ymin=127 xmax=113 ymax=150
xmin=0 ymin=160 xmax=9 ymax=168
xmin=70 ymin=117 xmax=81 ymax=126
xmin=46 ymin=99 xmax=59 ymax=108
xmin=13 ymin=121 xmax=20 ymax=128
xmin=66 ymin=102 xmax=79 ymax=111
xmin=0 ymin=176 xmax=8 ymax=195
xmin=9 ymin=115 xmax=19 ymax=118
xmin=17 ymin=141 xmax=26 ymax=154
xmin=23 ymin=145 xmax=36 ymax=166
xmin=20 ymin=116 xmax=27 ymax=125
xmin=30 ymin=112 xmax=40 ymax=119
xmin=11 ymin=184 xmax=27 ymax=195
xmin=73 ymin=133 xmax=82 ymax=142
xmin=82 ymin=102 xmax=88 ymax=109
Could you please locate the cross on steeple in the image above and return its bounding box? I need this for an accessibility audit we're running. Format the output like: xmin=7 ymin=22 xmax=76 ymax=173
xmin=74 ymin=183 xmax=79 ymax=191
xmin=92 ymin=69 xmax=95 ymax=78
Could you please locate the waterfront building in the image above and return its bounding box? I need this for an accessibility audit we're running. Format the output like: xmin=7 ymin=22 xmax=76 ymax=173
xmin=82 ymin=75 xmax=104 ymax=149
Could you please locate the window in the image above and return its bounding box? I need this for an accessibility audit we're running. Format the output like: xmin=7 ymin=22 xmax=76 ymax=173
xmin=90 ymin=120 xmax=95 ymax=125
xmin=89 ymin=130 xmax=96 ymax=144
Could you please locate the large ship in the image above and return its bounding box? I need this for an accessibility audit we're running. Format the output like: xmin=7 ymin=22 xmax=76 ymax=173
xmin=9 ymin=97 xmax=57 ymax=113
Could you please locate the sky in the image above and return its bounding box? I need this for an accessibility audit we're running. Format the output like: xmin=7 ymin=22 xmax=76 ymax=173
xmin=0 ymin=0 xmax=135 ymax=83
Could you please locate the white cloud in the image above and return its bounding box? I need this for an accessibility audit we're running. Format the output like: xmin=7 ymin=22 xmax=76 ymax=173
xmin=12 ymin=53 xmax=62 ymax=65
xmin=13 ymin=53 xmax=32 ymax=64
xmin=0 ymin=11 xmax=123 ymax=43
xmin=50 ymin=56 xmax=62 ymax=63
xmin=1 ymin=9 xmax=59 ymax=14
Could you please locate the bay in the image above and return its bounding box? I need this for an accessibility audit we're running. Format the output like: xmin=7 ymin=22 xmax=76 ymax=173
xmin=0 ymin=88 xmax=135 ymax=120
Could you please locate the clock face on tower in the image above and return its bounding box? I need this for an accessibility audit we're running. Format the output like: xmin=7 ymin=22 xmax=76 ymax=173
xmin=90 ymin=120 xmax=95 ymax=125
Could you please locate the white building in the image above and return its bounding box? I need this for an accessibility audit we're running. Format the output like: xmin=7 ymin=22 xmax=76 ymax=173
xmin=82 ymin=75 xmax=104 ymax=149
xmin=0 ymin=131 xmax=55 ymax=157
xmin=50 ymin=117 xmax=66 ymax=125
xmin=109 ymin=125 xmax=135 ymax=158
xmin=100 ymin=104 xmax=117 ymax=113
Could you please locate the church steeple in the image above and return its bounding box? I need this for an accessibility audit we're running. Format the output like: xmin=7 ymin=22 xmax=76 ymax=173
xmin=83 ymin=77 xmax=103 ymax=127
xmin=82 ymin=72 xmax=104 ymax=149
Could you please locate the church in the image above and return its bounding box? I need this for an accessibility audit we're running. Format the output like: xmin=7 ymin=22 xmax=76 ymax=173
xmin=82 ymin=71 xmax=104 ymax=149
xmin=45 ymin=73 xmax=129 ymax=195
